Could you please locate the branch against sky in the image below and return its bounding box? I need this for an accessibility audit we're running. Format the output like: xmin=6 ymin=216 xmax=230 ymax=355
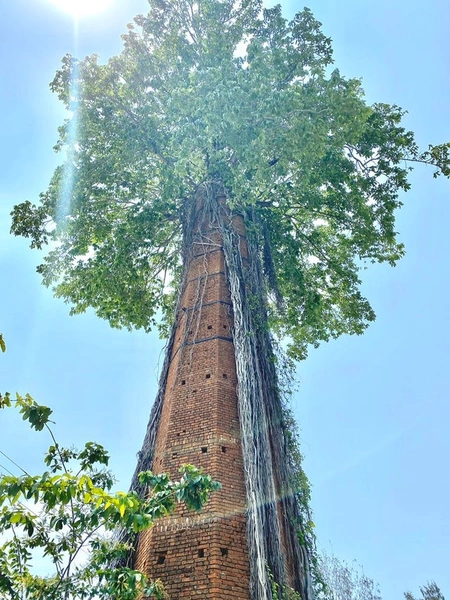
xmin=0 ymin=378 xmax=219 ymax=600
xmin=405 ymin=582 xmax=446 ymax=600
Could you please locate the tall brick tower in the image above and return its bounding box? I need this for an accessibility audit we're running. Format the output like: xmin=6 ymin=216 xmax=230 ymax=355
xmin=133 ymin=195 xmax=250 ymax=598
xmin=129 ymin=190 xmax=311 ymax=599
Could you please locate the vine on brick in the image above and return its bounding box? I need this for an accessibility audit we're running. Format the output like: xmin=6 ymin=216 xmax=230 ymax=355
xmin=123 ymin=184 xmax=316 ymax=600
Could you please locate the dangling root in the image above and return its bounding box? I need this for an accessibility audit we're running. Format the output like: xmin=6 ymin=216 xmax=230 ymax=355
xmin=119 ymin=183 xmax=313 ymax=600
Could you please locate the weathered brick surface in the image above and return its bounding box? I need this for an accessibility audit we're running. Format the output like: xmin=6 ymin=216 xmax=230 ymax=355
xmin=135 ymin=213 xmax=251 ymax=598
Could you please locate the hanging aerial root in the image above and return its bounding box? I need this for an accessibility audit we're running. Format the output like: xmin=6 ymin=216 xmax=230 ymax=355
xmin=118 ymin=183 xmax=313 ymax=600
xmin=211 ymin=192 xmax=313 ymax=600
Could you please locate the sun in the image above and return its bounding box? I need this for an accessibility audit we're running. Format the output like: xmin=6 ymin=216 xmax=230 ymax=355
xmin=47 ymin=0 xmax=114 ymax=18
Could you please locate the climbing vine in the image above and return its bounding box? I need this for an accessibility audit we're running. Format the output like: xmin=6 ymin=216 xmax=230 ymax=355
xmin=121 ymin=185 xmax=316 ymax=599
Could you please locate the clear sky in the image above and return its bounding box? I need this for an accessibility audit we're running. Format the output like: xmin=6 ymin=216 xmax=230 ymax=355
xmin=0 ymin=0 xmax=449 ymax=598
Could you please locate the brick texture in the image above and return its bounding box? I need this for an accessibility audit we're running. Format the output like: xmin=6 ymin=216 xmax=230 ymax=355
xmin=134 ymin=209 xmax=251 ymax=598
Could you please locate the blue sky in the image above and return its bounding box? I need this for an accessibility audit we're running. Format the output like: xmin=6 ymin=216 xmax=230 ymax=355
xmin=0 ymin=0 xmax=449 ymax=598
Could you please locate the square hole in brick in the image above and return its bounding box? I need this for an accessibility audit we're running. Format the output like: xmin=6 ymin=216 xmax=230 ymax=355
xmin=205 ymin=373 xmax=211 ymax=379
xmin=201 ymin=447 xmax=207 ymax=453
xmin=223 ymin=373 xmax=228 ymax=379
xmin=220 ymin=548 xmax=228 ymax=557
xmin=222 ymin=446 xmax=227 ymax=453
xmin=207 ymin=325 xmax=212 ymax=330
xmin=181 ymin=380 xmax=186 ymax=385
xmin=223 ymin=324 xmax=227 ymax=329
xmin=157 ymin=552 xmax=167 ymax=564
xmin=172 ymin=452 xmax=178 ymax=459
xmin=198 ymin=549 xmax=205 ymax=558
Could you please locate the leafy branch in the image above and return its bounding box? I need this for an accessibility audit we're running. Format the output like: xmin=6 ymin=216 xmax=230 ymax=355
xmin=0 ymin=345 xmax=219 ymax=600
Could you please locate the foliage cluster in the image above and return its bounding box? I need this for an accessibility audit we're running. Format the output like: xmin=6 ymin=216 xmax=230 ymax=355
xmin=316 ymin=551 xmax=446 ymax=600
xmin=405 ymin=583 xmax=446 ymax=600
xmin=268 ymin=566 xmax=302 ymax=600
xmin=11 ymin=0 xmax=450 ymax=360
xmin=317 ymin=551 xmax=381 ymax=600
xmin=0 ymin=388 xmax=219 ymax=599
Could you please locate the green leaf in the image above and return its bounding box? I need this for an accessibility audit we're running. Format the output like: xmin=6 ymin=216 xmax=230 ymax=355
xmin=0 ymin=392 xmax=11 ymax=409
xmin=15 ymin=394 xmax=53 ymax=431
xmin=9 ymin=512 xmax=23 ymax=524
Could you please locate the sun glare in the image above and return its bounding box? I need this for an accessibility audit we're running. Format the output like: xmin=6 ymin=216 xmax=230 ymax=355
xmin=47 ymin=0 xmax=113 ymax=18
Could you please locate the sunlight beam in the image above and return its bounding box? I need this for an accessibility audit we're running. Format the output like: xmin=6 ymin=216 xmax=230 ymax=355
xmin=47 ymin=0 xmax=114 ymax=19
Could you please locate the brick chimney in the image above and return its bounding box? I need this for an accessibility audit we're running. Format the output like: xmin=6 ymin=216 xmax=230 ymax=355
xmin=133 ymin=196 xmax=251 ymax=598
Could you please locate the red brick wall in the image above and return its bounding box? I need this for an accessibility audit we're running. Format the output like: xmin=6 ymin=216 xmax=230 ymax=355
xmin=134 ymin=212 xmax=251 ymax=599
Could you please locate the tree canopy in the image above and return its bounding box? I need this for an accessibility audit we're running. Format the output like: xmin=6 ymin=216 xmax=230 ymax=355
xmin=405 ymin=583 xmax=446 ymax=600
xmin=317 ymin=550 xmax=381 ymax=600
xmin=11 ymin=0 xmax=450 ymax=359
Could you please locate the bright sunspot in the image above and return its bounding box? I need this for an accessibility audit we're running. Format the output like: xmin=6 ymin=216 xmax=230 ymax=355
xmin=47 ymin=0 xmax=113 ymax=18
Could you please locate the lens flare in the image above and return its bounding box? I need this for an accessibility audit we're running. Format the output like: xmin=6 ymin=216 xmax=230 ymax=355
xmin=55 ymin=63 xmax=80 ymax=226
xmin=47 ymin=0 xmax=113 ymax=18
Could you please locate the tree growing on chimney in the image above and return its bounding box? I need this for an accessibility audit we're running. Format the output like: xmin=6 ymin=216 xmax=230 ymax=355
xmin=11 ymin=0 xmax=450 ymax=597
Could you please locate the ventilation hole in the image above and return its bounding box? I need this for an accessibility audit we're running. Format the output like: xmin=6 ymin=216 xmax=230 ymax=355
xmin=223 ymin=324 xmax=227 ymax=329
xmin=223 ymin=373 xmax=228 ymax=379
xmin=172 ymin=452 xmax=178 ymax=459
xmin=192 ymin=389 xmax=197 ymax=394
xmin=220 ymin=548 xmax=228 ymax=557
xmin=201 ymin=447 xmax=207 ymax=453
xmin=181 ymin=380 xmax=186 ymax=385
xmin=205 ymin=373 xmax=211 ymax=379
xmin=183 ymin=429 xmax=186 ymax=433
xmin=157 ymin=552 xmax=167 ymax=564
xmin=207 ymin=324 xmax=212 ymax=330
xmin=198 ymin=549 xmax=205 ymax=558
xmin=177 ymin=432 xmax=180 ymax=437
xmin=222 ymin=446 xmax=227 ymax=453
